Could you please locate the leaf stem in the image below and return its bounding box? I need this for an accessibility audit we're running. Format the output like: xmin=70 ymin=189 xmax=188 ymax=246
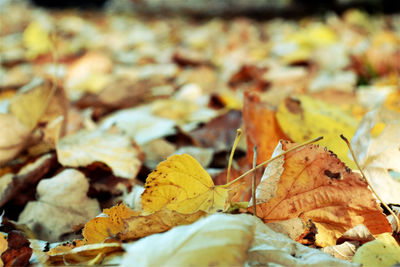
xmin=340 ymin=134 xmax=400 ymax=233
xmin=252 ymin=145 xmax=257 ymax=216
xmin=222 ymin=136 xmax=323 ymax=188
xmin=226 ymin=129 xmax=242 ymax=184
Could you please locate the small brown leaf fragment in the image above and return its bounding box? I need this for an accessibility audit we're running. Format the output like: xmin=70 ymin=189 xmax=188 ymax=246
xmin=285 ymin=98 xmax=303 ymax=114
xmin=1 ymin=230 xmax=32 ymax=267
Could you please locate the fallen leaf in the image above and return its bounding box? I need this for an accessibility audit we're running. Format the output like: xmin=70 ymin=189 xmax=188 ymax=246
xmin=242 ymin=90 xmax=286 ymax=164
xmin=18 ymin=169 xmax=100 ymax=242
xmin=120 ymin=214 xmax=355 ymax=267
xmin=351 ymin=108 xmax=400 ymax=204
xmin=120 ymin=214 xmax=254 ymax=267
xmin=0 ymin=114 xmax=30 ymax=166
xmin=251 ymin=140 xmax=392 ymax=247
xmin=0 ymin=153 xmax=56 ymax=208
xmin=337 ymin=224 xmax=375 ymax=244
xmin=172 ymin=146 xmax=214 ymax=168
xmin=248 ymin=215 xmax=357 ymax=267
xmin=1 ymin=230 xmax=32 ymax=267
xmin=65 ymin=51 xmax=113 ymax=100
xmin=22 ymin=21 xmax=52 ymax=59
xmin=141 ymin=154 xmax=230 ymax=214
xmin=8 ymin=78 xmax=68 ymax=152
xmin=322 ymin=241 xmax=359 ymax=261
xmin=0 ymin=233 xmax=7 ymax=266
xmin=352 ymin=233 xmax=400 ymax=267
xmin=82 ymin=203 xmax=138 ymax=244
xmin=100 ymin=106 xmax=176 ymax=145
xmin=119 ymin=208 xmax=206 ymax=241
xmin=56 ymin=129 xmax=141 ymax=179
xmin=276 ymin=95 xmax=358 ymax=168
xmin=47 ymin=242 xmax=122 ymax=265
xmin=189 ymin=110 xmax=242 ymax=152
xmin=142 ymin=139 xmax=177 ymax=169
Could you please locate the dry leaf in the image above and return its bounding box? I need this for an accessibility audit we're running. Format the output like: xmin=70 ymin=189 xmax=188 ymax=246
xmin=56 ymin=129 xmax=141 ymax=179
xmin=351 ymin=108 xmax=400 ymax=204
xmin=243 ymin=90 xmax=286 ymax=164
xmin=248 ymin=215 xmax=357 ymax=267
xmin=100 ymin=106 xmax=176 ymax=145
xmin=18 ymin=169 xmax=100 ymax=242
xmin=0 ymin=153 xmax=56 ymax=208
xmin=189 ymin=110 xmax=242 ymax=152
xmin=8 ymin=79 xmax=68 ymax=153
xmin=119 ymin=208 xmax=206 ymax=241
xmin=120 ymin=214 xmax=355 ymax=267
xmin=22 ymin=21 xmax=52 ymax=59
xmin=0 ymin=233 xmax=7 ymax=266
xmin=47 ymin=242 xmax=122 ymax=265
xmin=322 ymin=241 xmax=359 ymax=261
xmin=1 ymin=230 xmax=32 ymax=267
xmin=0 ymin=114 xmax=30 ymax=166
xmin=251 ymin=140 xmax=392 ymax=247
xmin=276 ymin=95 xmax=358 ymax=168
xmin=65 ymin=51 xmax=112 ymax=100
xmin=337 ymin=224 xmax=375 ymax=244
xmin=82 ymin=203 xmax=138 ymax=244
xmin=120 ymin=214 xmax=254 ymax=267
xmin=141 ymin=154 xmax=230 ymax=214
xmin=352 ymin=233 xmax=400 ymax=267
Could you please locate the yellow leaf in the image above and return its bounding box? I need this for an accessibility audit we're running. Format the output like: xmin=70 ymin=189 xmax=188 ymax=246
xmin=47 ymin=242 xmax=122 ymax=265
xmin=141 ymin=154 xmax=229 ymax=214
xmin=384 ymin=90 xmax=400 ymax=113
xmin=0 ymin=233 xmax=7 ymax=266
xmin=353 ymin=233 xmax=400 ymax=267
xmin=276 ymin=96 xmax=358 ymax=168
xmin=83 ymin=204 xmax=138 ymax=244
xmin=23 ymin=21 xmax=52 ymax=59
xmin=83 ymin=204 xmax=205 ymax=244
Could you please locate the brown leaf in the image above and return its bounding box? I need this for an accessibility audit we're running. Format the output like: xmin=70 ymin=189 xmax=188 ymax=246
xmin=1 ymin=231 xmax=32 ymax=267
xmin=119 ymin=208 xmax=206 ymax=241
xmin=242 ymin=90 xmax=286 ymax=164
xmin=0 ymin=153 xmax=56 ymax=208
xmin=189 ymin=110 xmax=242 ymax=152
xmin=251 ymin=140 xmax=392 ymax=247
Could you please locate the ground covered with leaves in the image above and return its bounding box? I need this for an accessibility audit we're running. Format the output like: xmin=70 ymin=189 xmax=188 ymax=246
xmin=0 ymin=1 xmax=400 ymax=266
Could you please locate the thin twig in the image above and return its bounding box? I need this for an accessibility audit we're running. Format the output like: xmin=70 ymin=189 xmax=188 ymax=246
xmin=252 ymin=145 xmax=257 ymax=216
xmin=340 ymin=134 xmax=399 ymax=233
xmin=222 ymin=136 xmax=323 ymax=188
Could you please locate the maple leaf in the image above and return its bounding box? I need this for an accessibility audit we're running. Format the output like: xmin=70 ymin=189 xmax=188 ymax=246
xmin=141 ymin=154 xmax=230 ymax=214
xmin=250 ymin=140 xmax=392 ymax=247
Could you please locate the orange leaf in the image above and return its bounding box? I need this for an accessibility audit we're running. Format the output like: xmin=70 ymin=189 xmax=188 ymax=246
xmin=83 ymin=204 xmax=138 ymax=244
xmin=242 ymin=91 xmax=286 ymax=164
xmin=251 ymin=140 xmax=392 ymax=247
